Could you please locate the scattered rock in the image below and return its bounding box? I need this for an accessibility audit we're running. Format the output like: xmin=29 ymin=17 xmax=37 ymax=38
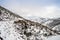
xmin=0 ymin=37 xmax=3 ymax=40
xmin=24 ymin=31 xmax=32 ymax=37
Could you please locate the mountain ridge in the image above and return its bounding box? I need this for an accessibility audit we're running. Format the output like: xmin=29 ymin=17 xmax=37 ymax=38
xmin=0 ymin=6 xmax=60 ymax=35
xmin=0 ymin=6 xmax=60 ymax=40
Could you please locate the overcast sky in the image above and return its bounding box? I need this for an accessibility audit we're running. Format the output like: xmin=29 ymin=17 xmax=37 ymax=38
xmin=0 ymin=0 xmax=60 ymax=18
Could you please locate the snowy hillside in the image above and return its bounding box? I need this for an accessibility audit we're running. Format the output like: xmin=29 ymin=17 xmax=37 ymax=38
xmin=0 ymin=6 xmax=60 ymax=40
xmin=0 ymin=21 xmax=24 ymax=40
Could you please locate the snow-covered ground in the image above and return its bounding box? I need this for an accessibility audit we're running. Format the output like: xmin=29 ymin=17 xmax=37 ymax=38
xmin=46 ymin=35 xmax=60 ymax=40
xmin=0 ymin=21 xmax=24 ymax=40
xmin=0 ymin=20 xmax=47 ymax=40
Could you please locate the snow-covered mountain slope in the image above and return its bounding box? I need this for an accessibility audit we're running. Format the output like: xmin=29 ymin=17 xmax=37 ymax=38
xmin=0 ymin=6 xmax=47 ymax=40
xmin=45 ymin=18 xmax=60 ymax=32
xmin=0 ymin=6 xmax=60 ymax=40
xmin=0 ymin=21 xmax=24 ymax=40
xmin=0 ymin=6 xmax=24 ymax=21
xmin=48 ymin=19 xmax=60 ymax=27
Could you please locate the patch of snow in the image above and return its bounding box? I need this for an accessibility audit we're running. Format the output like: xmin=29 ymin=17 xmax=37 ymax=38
xmin=0 ymin=21 xmax=24 ymax=40
xmin=46 ymin=35 xmax=60 ymax=40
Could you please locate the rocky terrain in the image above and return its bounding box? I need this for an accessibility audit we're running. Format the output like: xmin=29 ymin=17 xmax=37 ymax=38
xmin=0 ymin=6 xmax=60 ymax=40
